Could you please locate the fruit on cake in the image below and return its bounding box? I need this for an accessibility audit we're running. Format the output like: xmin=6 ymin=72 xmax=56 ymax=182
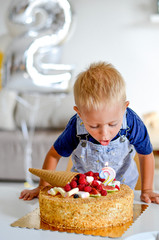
xmin=29 ymin=167 xmax=134 ymax=230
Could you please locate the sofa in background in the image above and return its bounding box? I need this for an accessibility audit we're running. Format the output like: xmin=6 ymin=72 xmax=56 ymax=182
xmin=0 ymin=89 xmax=74 ymax=181
xmin=1 ymin=89 xmax=159 ymax=181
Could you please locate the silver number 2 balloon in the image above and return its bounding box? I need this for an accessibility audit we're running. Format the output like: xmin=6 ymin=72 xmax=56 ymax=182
xmin=2 ymin=0 xmax=74 ymax=93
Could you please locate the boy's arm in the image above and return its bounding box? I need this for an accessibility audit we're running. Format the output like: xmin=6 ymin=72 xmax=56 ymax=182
xmin=138 ymin=152 xmax=159 ymax=204
xmin=19 ymin=146 xmax=61 ymax=200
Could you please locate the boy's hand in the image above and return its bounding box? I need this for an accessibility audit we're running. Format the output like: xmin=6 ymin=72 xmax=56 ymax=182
xmin=19 ymin=186 xmax=41 ymax=201
xmin=140 ymin=190 xmax=159 ymax=204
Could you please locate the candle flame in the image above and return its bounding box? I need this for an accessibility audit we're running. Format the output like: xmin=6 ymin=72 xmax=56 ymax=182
xmin=105 ymin=162 xmax=108 ymax=167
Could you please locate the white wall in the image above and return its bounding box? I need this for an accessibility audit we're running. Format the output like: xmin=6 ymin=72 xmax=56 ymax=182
xmin=1 ymin=0 xmax=159 ymax=117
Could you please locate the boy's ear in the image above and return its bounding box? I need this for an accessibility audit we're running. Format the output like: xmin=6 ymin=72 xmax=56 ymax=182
xmin=125 ymin=101 xmax=130 ymax=108
xmin=73 ymin=106 xmax=81 ymax=117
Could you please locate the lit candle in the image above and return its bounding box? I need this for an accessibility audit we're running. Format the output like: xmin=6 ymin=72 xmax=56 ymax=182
xmin=99 ymin=162 xmax=116 ymax=185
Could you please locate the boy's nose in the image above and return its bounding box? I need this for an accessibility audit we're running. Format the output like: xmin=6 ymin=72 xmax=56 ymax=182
xmin=99 ymin=126 xmax=109 ymax=138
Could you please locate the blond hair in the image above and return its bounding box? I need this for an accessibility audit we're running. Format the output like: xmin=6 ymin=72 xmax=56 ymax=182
xmin=74 ymin=62 xmax=126 ymax=111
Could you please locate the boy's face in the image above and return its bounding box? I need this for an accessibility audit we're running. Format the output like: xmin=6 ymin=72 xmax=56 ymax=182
xmin=74 ymin=102 xmax=129 ymax=146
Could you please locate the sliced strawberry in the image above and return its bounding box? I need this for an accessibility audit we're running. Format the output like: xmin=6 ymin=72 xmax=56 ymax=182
xmin=102 ymin=185 xmax=118 ymax=192
xmin=90 ymin=187 xmax=100 ymax=195
xmin=115 ymin=185 xmax=120 ymax=190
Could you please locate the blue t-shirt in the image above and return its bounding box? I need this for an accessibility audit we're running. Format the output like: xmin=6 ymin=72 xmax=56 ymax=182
xmin=54 ymin=108 xmax=153 ymax=157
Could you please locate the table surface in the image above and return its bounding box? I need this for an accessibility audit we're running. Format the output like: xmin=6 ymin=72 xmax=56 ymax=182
xmin=0 ymin=182 xmax=159 ymax=240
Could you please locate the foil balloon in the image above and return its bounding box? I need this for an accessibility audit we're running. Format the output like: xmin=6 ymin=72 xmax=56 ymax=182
xmin=1 ymin=0 xmax=74 ymax=93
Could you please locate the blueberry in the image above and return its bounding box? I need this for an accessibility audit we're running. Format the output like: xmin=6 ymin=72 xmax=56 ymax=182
xmin=74 ymin=194 xmax=79 ymax=198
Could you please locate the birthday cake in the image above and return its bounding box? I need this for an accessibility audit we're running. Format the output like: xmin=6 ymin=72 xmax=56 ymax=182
xmin=29 ymin=168 xmax=134 ymax=230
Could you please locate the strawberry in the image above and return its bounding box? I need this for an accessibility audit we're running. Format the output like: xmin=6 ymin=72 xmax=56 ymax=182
xmin=70 ymin=180 xmax=77 ymax=188
xmin=84 ymin=186 xmax=92 ymax=192
xmin=64 ymin=184 xmax=71 ymax=192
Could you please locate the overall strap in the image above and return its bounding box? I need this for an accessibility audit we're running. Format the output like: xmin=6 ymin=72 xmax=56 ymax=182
xmin=76 ymin=115 xmax=88 ymax=135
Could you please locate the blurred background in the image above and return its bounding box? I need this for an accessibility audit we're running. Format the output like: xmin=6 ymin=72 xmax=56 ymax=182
xmin=0 ymin=0 xmax=159 ymax=188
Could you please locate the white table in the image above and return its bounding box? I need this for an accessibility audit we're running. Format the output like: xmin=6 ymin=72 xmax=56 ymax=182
xmin=0 ymin=182 xmax=159 ymax=240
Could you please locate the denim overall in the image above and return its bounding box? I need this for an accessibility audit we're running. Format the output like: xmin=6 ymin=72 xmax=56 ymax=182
xmin=71 ymin=111 xmax=139 ymax=189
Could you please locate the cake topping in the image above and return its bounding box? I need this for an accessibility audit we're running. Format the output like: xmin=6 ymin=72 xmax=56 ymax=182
xmin=64 ymin=184 xmax=72 ymax=192
xmin=47 ymin=168 xmax=120 ymax=199
xmin=108 ymin=180 xmax=120 ymax=188
xmin=101 ymin=189 xmax=107 ymax=196
xmin=48 ymin=187 xmax=79 ymax=197
xmin=65 ymin=187 xmax=79 ymax=197
xmin=70 ymin=180 xmax=78 ymax=188
xmin=29 ymin=168 xmax=120 ymax=200
xmin=77 ymin=191 xmax=90 ymax=198
xmin=90 ymin=188 xmax=101 ymax=197
xmin=73 ymin=194 xmax=79 ymax=198
xmin=84 ymin=186 xmax=92 ymax=192
xmin=86 ymin=176 xmax=94 ymax=183
xmin=48 ymin=187 xmax=66 ymax=197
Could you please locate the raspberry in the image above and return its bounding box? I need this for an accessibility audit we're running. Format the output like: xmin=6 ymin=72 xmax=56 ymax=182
xmin=91 ymin=180 xmax=99 ymax=188
xmin=84 ymin=186 xmax=92 ymax=192
xmin=96 ymin=184 xmax=103 ymax=191
xmin=78 ymin=173 xmax=86 ymax=179
xmin=100 ymin=178 xmax=105 ymax=182
xmin=78 ymin=177 xmax=87 ymax=185
xmin=93 ymin=172 xmax=99 ymax=178
xmin=85 ymin=171 xmax=94 ymax=176
xmin=115 ymin=185 xmax=120 ymax=190
xmin=72 ymin=176 xmax=78 ymax=182
xmin=93 ymin=176 xmax=98 ymax=180
xmin=70 ymin=180 xmax=77 ymax=188
xmin=78 ymin=184 xmax=85 ymax=191
xmin=101 ymin=190 xmax=107 ymax=196
xmin=64 ymin=184 xmax=71 ymax=192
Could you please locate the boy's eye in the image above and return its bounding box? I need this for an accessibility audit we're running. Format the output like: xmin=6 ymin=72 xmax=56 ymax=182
xmin=109 ymin=123 xmax=117 ymax=127
xmin=89 ymin=125 xmax=98 ymax=129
